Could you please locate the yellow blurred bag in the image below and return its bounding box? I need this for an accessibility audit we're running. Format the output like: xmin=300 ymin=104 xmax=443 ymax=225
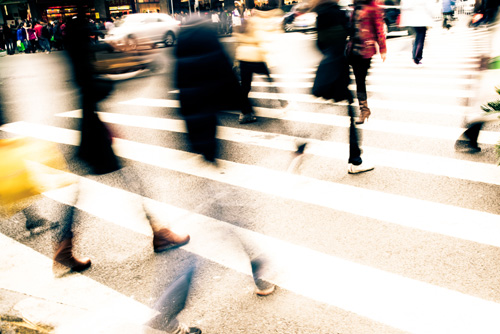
xmin=0 ymin=137 xmax=77 ymax=217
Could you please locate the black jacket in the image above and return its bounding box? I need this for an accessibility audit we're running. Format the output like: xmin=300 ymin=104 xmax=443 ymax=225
xmin=312 ymin=2 xmax=352 ymax=103
xmin=175 ymin=17 xmax=243 ymax=114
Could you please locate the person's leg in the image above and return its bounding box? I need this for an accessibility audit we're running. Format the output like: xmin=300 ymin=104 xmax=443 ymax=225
xmin=52 ymin=183 xmax=91 ymax=273
xmin=238 ymin=61 xmax=258 ymax=123
xmin=117 ymin=167 xmax=190 ymax=253
xmin=259 ymin=62 xmax=288 ymax=108
xmin=413 ymin=27 xmax=427 ymax=64
xmin=239 ymin=61 xmax=253 ymax=103
xmin=346 ymin=93 xmax=374 ymax=174
xmin=350 ymin=55 xmax=372 ymax=124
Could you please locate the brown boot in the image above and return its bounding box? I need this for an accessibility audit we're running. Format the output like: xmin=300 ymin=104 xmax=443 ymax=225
xmin=356 ymin=100 xmax=371 ymax=125
xmin=153 ymin=228 xmax=190 ymax=253
xmin=53 ymin=239 xmax=91 ymax=273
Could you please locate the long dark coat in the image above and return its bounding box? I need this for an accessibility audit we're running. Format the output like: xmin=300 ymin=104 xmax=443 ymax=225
xmin=175 ymin=18 xmax=243 ymax=161
xmin=312 ymin=2 xmax=353 ymax=103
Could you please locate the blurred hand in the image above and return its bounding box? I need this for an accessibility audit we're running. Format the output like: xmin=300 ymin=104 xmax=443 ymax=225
xmin=381 ymin=52 xmax=387 ymax=62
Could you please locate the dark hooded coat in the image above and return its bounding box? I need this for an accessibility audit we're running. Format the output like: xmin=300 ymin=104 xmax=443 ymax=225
xmin=312 ymin=1 xmax=353 ymax=103
xmin=175 ymin=18 xmax=243 ymax=161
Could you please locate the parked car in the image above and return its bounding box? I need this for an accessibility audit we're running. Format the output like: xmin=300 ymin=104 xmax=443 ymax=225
xmin=104 ymin=13 xmax=181 ymax=52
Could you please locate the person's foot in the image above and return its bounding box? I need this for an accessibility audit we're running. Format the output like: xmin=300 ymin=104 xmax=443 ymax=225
xmin=166 ymin=322 xmax=201 ymax=334
xmin=53 ymin=238 xmax=91 ymax=273
xmin=455 ymin=139 xmax=482 ymax=153
xmin=153 ymin=228 xmax=190 ymax=253
xmin=251 ymin=257 xmax=276 ymax=296
xmin=348 ymin=162 xmax=375 ymax=174
xmin=239 ymin=113 xmax=257 ymax=124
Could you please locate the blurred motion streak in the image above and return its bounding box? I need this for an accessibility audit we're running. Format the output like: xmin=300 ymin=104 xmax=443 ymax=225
xmin=0 ymin=136 xmax=76 ymax=218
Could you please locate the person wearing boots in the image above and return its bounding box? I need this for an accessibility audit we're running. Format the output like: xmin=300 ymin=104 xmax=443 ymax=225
xmin=346 ymin=0 xmax=386 ymax=125
xmin=312 ymin=0 xmax=374 ymax=174
xmin=51 ymin=6 xmax=190 ymax=275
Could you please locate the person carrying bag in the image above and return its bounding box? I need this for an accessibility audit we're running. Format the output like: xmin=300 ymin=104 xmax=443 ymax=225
xmin=312 ymin=0 xmax=374 ymax=174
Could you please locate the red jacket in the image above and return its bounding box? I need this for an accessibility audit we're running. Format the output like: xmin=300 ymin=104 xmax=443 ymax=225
xmin=349 ymin=3 xmax=387 ymax=59
xmin=34 ymin=23 xmax=43 ymax=38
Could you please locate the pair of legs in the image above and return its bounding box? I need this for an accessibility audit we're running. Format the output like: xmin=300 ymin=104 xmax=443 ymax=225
xmin=349 ymin=54 xmax=372 ymax=124
xmin=238 ymin=60 xmax=287 ymax=123
xmin=443 ymin=11 xmax=454 ymax=29
xmin=49 ymin=167 xmax=190 ymax=275
xmin=412 ymin=27 xmax=427 ymax=64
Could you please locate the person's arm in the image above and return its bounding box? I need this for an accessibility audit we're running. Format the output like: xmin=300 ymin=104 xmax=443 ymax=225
xmin=373 ymin=6 xmax=387 ymax=61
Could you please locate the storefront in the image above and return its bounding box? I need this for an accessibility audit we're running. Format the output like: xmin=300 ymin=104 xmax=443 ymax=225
xmin=134 ymin=0 xmax=160 ymax=14
xmin=108 ymin=0 xmax=133 ymax=16
xmin=45 ymin=5 xmax=96 ymax=21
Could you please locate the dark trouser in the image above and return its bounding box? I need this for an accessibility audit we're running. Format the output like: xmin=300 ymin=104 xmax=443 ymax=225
xmin=239 ymin=60 xmax=286 ymax=114
xmin=412 ymin=27 xmax=427 ymax=64
xmin=4 ymin=38 xmax=15 ymax=54
xmin=38 ymin=37 xmax=50 ymax=52
xmin=347 ymin=103 xmax=362 ymax=165
xmin=443 ymin=11 xmax=454 ymax=29
xmin=348 ymin=54 xmax=371 ymax=101
xmin=183 ymin=109 xmax=218 ymax=162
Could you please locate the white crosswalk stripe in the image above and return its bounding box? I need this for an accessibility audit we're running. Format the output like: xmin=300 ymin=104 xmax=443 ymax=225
xmin=1 ymin=25 xmax=499 ymax=334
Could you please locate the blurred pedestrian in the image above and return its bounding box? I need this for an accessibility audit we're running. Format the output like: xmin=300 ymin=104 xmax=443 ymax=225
xmin=2 ymin=23 xmax=15 ymax=55
xmin=35 ymin=20 xmax=51 ymax=53
xmin=176 ymin=16 xmax=277 ymax=296
xmin=346 ymin=0 xmax=386 ymax=124
xmin=400 ymin=0 xmax=434 ymax=66
xmin=49 ymin=6 xmax=191 ymax=275
xmin=146 ymin=264 xmax=201 ymax=334
xmin=53 ymin=20 xmax=63 ymax=50
xmin=312 ymin=0 xmax=374 ymax=174
xmin=16 ymin=23 xmax=27 ymax=53
xmin=442 ymin=0 xmax=456 ymax=30
xmin=25 ymin=21 xmax=38 ymax=53
xmin=234 ymin=5 xmax=287 ymax=124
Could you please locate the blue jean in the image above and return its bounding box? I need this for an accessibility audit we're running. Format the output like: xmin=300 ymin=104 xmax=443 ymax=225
xmin=38 ymin=37 xmax=51 ymax=52
xmin=412 ymin=27 xmax=427 ymax=64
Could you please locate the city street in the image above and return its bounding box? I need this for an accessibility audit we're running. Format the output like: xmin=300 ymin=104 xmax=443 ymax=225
xmin=1 ymin=16 xmax=500 ymax=334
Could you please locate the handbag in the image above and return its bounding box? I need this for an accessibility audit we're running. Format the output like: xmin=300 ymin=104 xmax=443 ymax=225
xmin=0 ymin=137 xmax=76 ymax=217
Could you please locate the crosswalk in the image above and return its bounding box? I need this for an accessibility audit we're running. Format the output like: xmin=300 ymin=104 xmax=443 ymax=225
xmin=1 ymin=25 xmax=499 ymax=334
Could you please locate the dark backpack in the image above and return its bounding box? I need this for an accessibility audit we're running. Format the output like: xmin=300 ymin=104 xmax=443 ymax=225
xmin=42 ymin=25 xmax=51 ymax=38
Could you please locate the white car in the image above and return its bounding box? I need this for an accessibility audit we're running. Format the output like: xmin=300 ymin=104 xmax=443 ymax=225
xmin=104 ymin=13 xmax=181 ymax=52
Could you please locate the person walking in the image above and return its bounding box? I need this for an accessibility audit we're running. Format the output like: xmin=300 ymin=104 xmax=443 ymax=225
xmin=25 ymin=21 xmax=38 ymax=53
xmin=234 ymin=6 xmax=287 ymax=124
xmin=2 ymin=23 xmax=15 ymax=55
xmin=176 ymin=16 xmax=277 ymax=298
xmin=312 ymin=0 xmax=374 ymax=174
xmin=34 ymin=20 xmax=51 ymax=53
xmin=442 ymin=0 xmax=456 ymax=30
xmin=16 ymin=23 xmax=27 ymax=53
xmin=346 ymin=0 xmax=386 ymax=124
xmin=400 ymin=0 xmax=434 ymax=66
xmin=50 ymin=7 xmax=191 ymax=275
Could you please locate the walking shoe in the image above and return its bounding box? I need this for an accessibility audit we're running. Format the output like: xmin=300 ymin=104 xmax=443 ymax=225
xmin=239 ymin=113 xmax=257 ymax=124
xmin=251 ymin=257 xmax=276 ymax=296
xmin=348 ymin=162 xmax=375 ymax=174
xmin=153 ymin=228 xmax=190 ymax=253
xmin=166 ymin=322 xmax=201 ymax=334
xmin=53 ymin=238 xmax=91 ymax=273
xmin=455 ymin=139 xmax=481 ymax=153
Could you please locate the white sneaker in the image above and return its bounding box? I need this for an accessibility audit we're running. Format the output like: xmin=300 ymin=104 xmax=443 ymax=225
xmin=348 ymin=162 xmax=374 ymax=174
